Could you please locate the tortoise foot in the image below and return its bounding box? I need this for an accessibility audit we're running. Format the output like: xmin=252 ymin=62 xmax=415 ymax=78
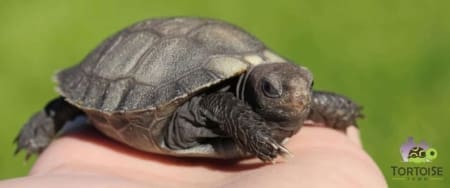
xmin=15 ymin=111 xmax=55 ymax=160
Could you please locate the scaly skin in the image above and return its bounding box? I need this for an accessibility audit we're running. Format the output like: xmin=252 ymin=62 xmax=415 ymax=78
xmin=198 ymin=92 xmax=289 ymax=162
xmin=308 ymin=91 xmax=363 ymax=131
xmin=15 ymin=97 xmax=82 ymax=159
xmin=16 ymin=91 xmax=362 ymax=161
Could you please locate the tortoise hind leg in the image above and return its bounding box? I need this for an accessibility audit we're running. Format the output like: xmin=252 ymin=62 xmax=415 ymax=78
xmin=15 ymin=97 xmax=83 ymax=159
xmin=307 ymin=91 xmax=364 ymax=131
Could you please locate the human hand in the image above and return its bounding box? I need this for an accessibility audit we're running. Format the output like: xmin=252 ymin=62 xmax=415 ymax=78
xmin=0 ymin=125 xmax=387 ymax=188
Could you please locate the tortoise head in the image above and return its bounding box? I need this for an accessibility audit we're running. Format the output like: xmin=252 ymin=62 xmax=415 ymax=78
xmin=244 ymin=63 xmax=313 ymax=136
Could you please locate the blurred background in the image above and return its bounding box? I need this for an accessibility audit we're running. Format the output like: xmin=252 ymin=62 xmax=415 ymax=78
xmin=0 ymin=0 xmax=449 ymax=187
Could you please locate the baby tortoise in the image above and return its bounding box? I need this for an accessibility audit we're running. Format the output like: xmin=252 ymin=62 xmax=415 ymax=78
xmin=15 ymin=17 xmax=363 ymax=162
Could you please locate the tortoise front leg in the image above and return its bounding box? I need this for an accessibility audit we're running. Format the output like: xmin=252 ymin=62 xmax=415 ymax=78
xmin=198 ymin=92 xmax=290 ymax=162
xmin=307 ymin=91 xmax=364 ymax=131
xmin=15 ymin=97 xmax=83 ymax=159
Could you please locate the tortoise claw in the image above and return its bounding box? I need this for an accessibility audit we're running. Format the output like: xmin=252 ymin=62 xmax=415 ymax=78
xmin=277 ymin=144 xmax=294 ymax=158
xmin=250 ymin=134 xmax=293 ymax=163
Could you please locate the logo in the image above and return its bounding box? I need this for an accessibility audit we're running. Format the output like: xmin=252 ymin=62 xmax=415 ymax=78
xmin=390 ymin=137 xmax=444 ymax=181
xmin=400 ymin=137 xmax=438 ymax=163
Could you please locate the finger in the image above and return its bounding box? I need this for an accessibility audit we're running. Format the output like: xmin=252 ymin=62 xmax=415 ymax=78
xmin=345 ymin=126 xmax=362 ymax=147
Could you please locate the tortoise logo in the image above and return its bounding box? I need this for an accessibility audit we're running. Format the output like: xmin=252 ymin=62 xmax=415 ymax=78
xmin=400 ymin=137 xmax=438 ymax=163
xmin=390 ymin=137 xmax=443 ymax=181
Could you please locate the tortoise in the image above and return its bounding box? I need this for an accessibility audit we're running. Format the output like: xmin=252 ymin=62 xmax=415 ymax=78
xmin=15 ymin=17 xmax=363 ymax=162
xmin=407 ymin=146 xmax=437 ymax=163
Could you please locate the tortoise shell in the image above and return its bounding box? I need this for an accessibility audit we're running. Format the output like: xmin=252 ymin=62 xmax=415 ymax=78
xmin=57 ymin=17 xmax=286 ymax=112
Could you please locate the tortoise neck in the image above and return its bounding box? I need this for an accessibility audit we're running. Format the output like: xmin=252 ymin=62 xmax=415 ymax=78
xmin=235 ymin=66 xmax=256 ymax=101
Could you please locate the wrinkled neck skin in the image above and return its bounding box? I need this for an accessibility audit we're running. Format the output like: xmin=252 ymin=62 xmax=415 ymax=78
xmin=235 ymin=66 xmax=255 ymax=101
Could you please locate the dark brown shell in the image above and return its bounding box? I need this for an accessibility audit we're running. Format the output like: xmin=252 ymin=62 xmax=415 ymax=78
xmin=56 ymin=17 xmax=286 ymax=113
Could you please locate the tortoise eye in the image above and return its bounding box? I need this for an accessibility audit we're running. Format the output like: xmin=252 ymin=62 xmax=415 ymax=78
xmin=261 ymin=79 xmax=282 ymax=98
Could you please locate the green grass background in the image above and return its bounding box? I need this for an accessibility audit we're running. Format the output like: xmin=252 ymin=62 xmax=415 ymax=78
xmin=0 ymin=0 xmax=449 ymax=187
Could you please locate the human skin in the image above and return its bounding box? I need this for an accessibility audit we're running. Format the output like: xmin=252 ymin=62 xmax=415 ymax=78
xmin=0 ymin=125 xmax=387 ymax=188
